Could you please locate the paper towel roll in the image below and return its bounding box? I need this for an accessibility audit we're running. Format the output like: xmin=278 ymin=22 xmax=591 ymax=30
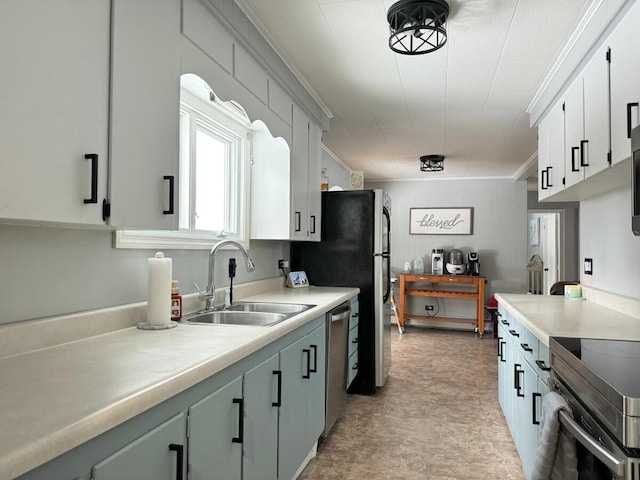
xmin=147 ymin=252 xmax=172 ymax=325
xmin=564 ymin=284 xmax=582 ymax=299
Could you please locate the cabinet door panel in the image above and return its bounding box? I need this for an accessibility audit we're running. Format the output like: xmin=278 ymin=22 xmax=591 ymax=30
xmin=564 ymin=79 xmax=585 ymax=188
xmin=305 ymin=324 xmax=327 ymax=451
xmin=182 ymin=0 xmax=233 ymax=73
xmin=278 ymin=335 xmax=308 ymax=480
xmin=109 ymin=0 xmax=181 ymax=229
xmin=92 ymin=413 xmax=186 ymax=480
xmin=0 ymin=0 xmax=109 ymax=225
xmin=307 ymin=121 xmax=323 ymax=242
xmin=609 ymin=1 xmax=640 ymax=165
xmin=243 ymin=354 xmax=279 ymax=480
xmin=189 ymin=376 xmax=243 ymax=480
xmin=292 ymin=105 xmax=310 ymax=240
xmin=583 ymin=46 xmax=611 ymax=178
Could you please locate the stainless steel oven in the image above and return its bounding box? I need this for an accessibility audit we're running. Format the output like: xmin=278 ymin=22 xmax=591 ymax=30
xmin=550 ymin=337 xmax=640 ymax=479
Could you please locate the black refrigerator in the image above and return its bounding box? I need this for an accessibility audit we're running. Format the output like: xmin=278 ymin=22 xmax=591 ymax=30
xmin=290 ymin=189 xmax=392 ymax=394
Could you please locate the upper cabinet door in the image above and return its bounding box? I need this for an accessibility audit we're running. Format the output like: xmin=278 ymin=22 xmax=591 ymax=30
xmin=0 ymin=0 xmax=110 ymax=226
xmin=563 ymin=79 xmax=585 ymax=189
xmin=108 ymin=0 xmax=181 ymax=229
xmin=609 ymin=1 xmax=640 ymax=165
xmin=582 ymin=45 xmax=611 ymax=179
xmin=292 ymin=104 xmax=310 ymax=240
xmin=307 ymin=122 xmax=323 ymax=242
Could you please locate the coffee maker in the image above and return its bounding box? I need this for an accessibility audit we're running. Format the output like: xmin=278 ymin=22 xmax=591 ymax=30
xmin=431 ymin=249 xmax=444 ymax=275
xmin=467 ymin=252 xmax=480 ymax=276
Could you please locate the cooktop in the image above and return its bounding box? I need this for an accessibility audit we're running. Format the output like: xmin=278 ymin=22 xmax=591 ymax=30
xmin=552 ymin=336 xmax=640 ymax=399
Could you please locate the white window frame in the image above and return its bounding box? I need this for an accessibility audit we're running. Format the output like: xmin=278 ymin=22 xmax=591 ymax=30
xmin=114 ymin=84 xmax=251 ymax=250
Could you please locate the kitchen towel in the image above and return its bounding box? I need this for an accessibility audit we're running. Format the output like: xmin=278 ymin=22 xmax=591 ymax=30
xmin=147 ymin=252 xmax=172 ymax=326
xmin=531 ymin=391 xmax=578 ymax=480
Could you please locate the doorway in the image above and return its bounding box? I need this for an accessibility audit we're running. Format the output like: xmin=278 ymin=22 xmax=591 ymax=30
xmin=528 ymin=211 xmax=563 ymax=295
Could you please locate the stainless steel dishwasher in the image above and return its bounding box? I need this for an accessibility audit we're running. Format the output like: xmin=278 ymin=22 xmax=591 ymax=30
xmin=323 ymin=301 xmax=351 ymax=438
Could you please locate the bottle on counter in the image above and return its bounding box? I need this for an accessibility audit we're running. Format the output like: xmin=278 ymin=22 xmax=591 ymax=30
xmin=321 ymin=168 xmax=329 ymax=191
xmin=171 ymin=280 xmax=182 ymax=321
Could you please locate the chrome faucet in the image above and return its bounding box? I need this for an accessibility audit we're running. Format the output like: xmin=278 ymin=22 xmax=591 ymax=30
xmin=200 ymin=240 xmax=255 ymax=311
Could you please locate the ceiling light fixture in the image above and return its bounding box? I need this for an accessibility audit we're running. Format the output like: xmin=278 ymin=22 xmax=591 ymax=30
xmin=387 ymin=0 xmax=449 ymax=55
xmin=420 ymin=155 xmax=444 ymax=172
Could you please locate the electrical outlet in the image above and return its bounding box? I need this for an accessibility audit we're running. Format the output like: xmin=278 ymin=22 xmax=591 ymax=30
xmin=278 ymin=259 xmax=289 ymax=269
xmin=584 ymin=258 xmax=593 ymax=275
xmin=425 ymin=305 xmax=434 ymax=311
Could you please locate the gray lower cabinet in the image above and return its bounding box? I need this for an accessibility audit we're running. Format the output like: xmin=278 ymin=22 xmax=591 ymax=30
xmin=188 ymin=376 xmax=243 ymax=480
xmin=347 ymin=301 xmax=359 ymax=388
xmin=278 ymin=323 xmax=326 ymax=480
xmin=497 ymin=305 xmax=550 ymax=480
xmin=243 ymin=354 xmax=280 ymax=480
xmin=92 ymin=413 xmax=186 ymax=480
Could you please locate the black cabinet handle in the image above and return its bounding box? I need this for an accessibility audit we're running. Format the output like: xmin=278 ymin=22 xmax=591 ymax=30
xmin=302 ymin=348 xmax=310 ymax=379
xmin=500 ymin=341 xmax=506 ymax=363
xmin=163 ymin=176 xmax=175 ymax=214
xmin=310 ymin=344 xmax=318 ymax=373
xmin=168 ymin=444 xmax=184 ymax=480
xmin=294 ymin=211 xmax=301 ymax=232
xmin=571 ymin=146 xmax=580 ymax=172
xmin=627 ymin=102 xmax=639 ymax=138
xmin=509 ymin=329 xmax=520 ymax=338
xmin=496 ymin=311 xmax=502 ymax=317
xmin=514 ymin=364 xmax=525 ymax=397
xmin=497 ymin=337 xmax=503 ymax=360
xmin=353 ymin=362 xmax=358 ymax=369
xmin=540 ymin=168 xmax=547 ymax=190
xmin=272 ymin=370 xmax=282 ymax=407
xmin=501 ymin=319 xmax=509 ymax=326
xmin=352 ymin=337 xmax=358 ymax=344
xmin=353 ymin=312 xmax=359 ymax=317
xmin=546 ymin=166 xmax=553 ymax=187
xmin=580 ymin=139 xmax=589 ymax=167
xmin=533 ymin=392 xmax=542 ymax=425
xmin=520 ymin=343 xmax=533 ymax=353
xmin=310 ymin=215 xmax=316 ymax=234
xmin=232 ymin=398 xmax=243 ymax=443
xmin=535 ymin=359 xmax=551 ymax=372
xmin=84 ymin=154 xmax=98 ymax=204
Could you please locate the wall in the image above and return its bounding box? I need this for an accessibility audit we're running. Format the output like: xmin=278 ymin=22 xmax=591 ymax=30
xmin=321 ymin=147 xmax=350 ymax=191
xmin=367 ymin=178 xmax=528 ymax=322
xmin=0 ymin=224 xmax=287 ymax=324
xmin=580 ymin=185 xmax=640 ymax=299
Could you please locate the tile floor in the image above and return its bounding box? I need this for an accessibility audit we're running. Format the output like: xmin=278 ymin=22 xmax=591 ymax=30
xmin=298 ymin=327 xmax=525 ymax=480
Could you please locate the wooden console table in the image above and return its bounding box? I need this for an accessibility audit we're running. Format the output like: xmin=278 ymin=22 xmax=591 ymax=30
xmin=398 ymin=273 xmax=487 ymax=336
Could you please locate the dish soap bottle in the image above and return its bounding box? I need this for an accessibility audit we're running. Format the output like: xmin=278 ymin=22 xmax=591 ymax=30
xmin=321 ymin=168 xmax=329 ymax=191
xmin=171 ymin=280 xmax=182 ymax=321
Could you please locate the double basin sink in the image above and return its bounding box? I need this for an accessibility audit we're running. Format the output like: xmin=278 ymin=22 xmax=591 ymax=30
xmin=184 ymin=302 xmax=315 ymax=327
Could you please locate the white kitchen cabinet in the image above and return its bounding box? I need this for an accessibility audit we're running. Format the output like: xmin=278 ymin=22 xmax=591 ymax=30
xmin=609 ymin=0 xmax=640 ymax=166
xmin=92 ymin=413 xmax=186 ymax=480
xmin=0 ymin=0 xmax=110 ymax=226
xmin=537 ymin=102 xmax=565 ymax=200
xmin=278 ymin=323 xmax=326 ymax=480
xmin=108 ymin=0 xmax=181 ymax=229
xmin=250 ymin=106 xmax=322 ymax=241
xmin=563 ymin=79 xmax=585 ymax=189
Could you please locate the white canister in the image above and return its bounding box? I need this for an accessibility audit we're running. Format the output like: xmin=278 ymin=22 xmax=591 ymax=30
xmin=403 ymin=261 xmax=412 ymax=273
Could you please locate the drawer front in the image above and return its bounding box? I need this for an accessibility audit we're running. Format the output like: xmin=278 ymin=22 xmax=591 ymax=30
xmin=348 ymin=324 xmax=358 ymax=358
xmin=519 ymin=327 xmax=537 ymax=368
xmin=536 ymin=340 xmax=551 ymax=382
xmin=347 ymin=350 xmax=358 ymax=388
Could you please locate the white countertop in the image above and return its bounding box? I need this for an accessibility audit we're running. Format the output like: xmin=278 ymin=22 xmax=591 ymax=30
xmin=495 ymin=293 xmax=640 ymax=346
xmin=0 ymin=285 xmax=358 ymax=480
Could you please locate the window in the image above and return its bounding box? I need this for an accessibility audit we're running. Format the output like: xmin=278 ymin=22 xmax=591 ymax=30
xmin=115 ymin=74 xmax=251 ymax=249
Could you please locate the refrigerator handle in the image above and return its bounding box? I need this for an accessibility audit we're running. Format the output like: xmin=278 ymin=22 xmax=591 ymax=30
xmin=382 ymin=206 xmax=391 ymax=303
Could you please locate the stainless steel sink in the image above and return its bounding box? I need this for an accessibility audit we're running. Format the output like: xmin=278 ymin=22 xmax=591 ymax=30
xmin=184 ymin=310 xmax=287 ymax=327
xmin=225 ymin=302 xmax=314 ymax=315
xmin=184 ymin=302 xmax=315 ymax=327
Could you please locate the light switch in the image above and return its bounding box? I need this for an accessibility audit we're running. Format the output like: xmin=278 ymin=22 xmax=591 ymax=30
xmin=584 ymin=258 xmax=593 ymax=275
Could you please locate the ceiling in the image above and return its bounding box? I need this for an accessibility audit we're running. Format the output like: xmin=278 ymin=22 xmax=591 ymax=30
xmin=237 ymin=0 xmax=592 ymax=183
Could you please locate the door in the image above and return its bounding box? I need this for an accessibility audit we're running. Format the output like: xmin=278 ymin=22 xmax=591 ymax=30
xmin=189 ymin=376 xmax=243 ymax=480
xmin=92 ymin=413 xmax=186 ymax=480
xmin=0 ymin=0 xmax=110 ymax=226
xmin=243 ymin=354 xmax=279 ymax=480
xmin=541 ymin=214 xmax=558 ymax=295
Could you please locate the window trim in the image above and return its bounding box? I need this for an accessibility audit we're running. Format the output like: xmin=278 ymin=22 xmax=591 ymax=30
xmin=114 ymin=85 xmax=251 ymax=250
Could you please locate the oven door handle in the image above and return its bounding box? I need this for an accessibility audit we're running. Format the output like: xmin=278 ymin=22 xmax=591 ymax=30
xmin=558 ymin=410 xmax=626 ymax=477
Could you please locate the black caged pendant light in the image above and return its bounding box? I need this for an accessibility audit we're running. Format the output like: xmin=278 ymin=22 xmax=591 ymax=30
xmin=420 ymin=155 xmax=445 ymax=172
xmin=387 ymin=0 xmax=449 ymax=55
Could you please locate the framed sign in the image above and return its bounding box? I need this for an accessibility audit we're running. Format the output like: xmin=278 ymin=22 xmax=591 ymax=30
xmin=409 ymin=207 xmax=473 ymax=235
xmin=529 ymin=218 xmax=540 ymax=246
